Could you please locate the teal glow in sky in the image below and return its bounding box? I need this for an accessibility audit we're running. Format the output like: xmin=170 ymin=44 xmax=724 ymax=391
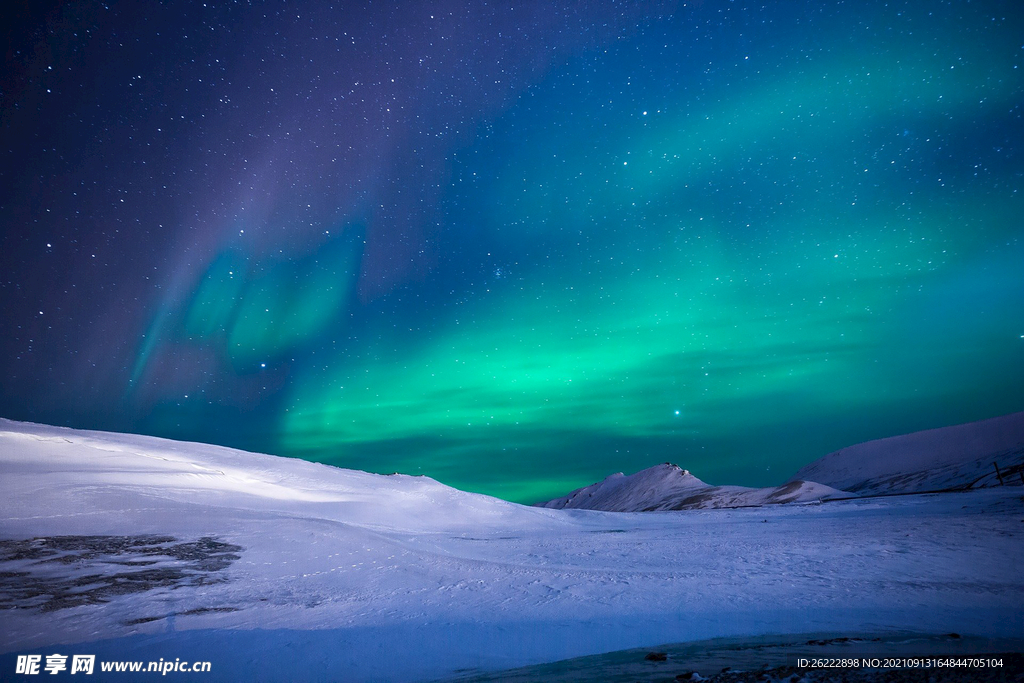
xmin=3 ymin=0 xmax=1022 ymax=502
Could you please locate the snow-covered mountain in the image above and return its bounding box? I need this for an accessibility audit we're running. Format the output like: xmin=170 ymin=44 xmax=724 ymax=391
xmin=540 ymin=412 xmax=1024 ymax=511
xmin=537 ymin=463 xmax=846 ymax=511
xmin=788 ymin=411 xmax=1024 ymax=495
xmin=1 ymin=417 xmax=1023 ymax=682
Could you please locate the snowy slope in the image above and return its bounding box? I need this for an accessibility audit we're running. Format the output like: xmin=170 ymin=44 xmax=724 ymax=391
xmin=1 ymin=418 xmax=1023 ymax=682
xmin=537 ymin=463 xmax=846 ymax=511
xmin=789 ymin=411 xmax=1024 ymax=495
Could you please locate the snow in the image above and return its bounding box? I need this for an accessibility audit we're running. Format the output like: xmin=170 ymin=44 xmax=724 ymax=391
xmin=537 ymin=463 xmax=847 ymax=511
xmin=1 ymin=417 xmax=1023 ymax=682
xmin=789 ymin=411 xmax=1024 ymax=495
xmin=539 ymin=412 xmax=1024 ymax=512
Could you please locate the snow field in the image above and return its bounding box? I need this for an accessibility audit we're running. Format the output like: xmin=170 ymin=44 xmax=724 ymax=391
xmin=1 ymin=419 xmax=1022 ymax=681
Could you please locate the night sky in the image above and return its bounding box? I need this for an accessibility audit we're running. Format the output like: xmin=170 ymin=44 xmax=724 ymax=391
xmin=2 ymin=1 xmax=1022 ymax=503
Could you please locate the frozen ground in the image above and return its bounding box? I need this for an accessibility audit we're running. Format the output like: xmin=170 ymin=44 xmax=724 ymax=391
xmin=1 ymin=417 xmax=1023 ymax=681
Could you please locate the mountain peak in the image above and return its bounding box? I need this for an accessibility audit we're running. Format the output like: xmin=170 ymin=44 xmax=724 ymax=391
xmin=537 ymin=463 xmax=840 ymax=512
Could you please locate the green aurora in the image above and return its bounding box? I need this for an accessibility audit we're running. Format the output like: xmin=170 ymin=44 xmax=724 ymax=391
xmin=7 ymin=0 xmax=1020 ymax=504
xmin=268 ymin=7 xmax=1023 ymax=501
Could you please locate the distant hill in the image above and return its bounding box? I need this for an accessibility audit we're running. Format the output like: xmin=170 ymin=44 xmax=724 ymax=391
xmin=536 ymin=463 xmax=845 ymax=511
xmin=539 ymin=411 xmax=1024 ymax=511
xmin=787 ymin=411 xmax=1024 ymax=495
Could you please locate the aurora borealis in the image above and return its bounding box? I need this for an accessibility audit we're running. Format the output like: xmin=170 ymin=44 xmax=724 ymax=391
xmin=2 ymin=1 xmax=1022 ymax=503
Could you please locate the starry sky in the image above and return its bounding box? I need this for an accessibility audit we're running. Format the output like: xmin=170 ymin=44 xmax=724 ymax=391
xmin=2 ymin=0 xmax=1022 ymax=503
